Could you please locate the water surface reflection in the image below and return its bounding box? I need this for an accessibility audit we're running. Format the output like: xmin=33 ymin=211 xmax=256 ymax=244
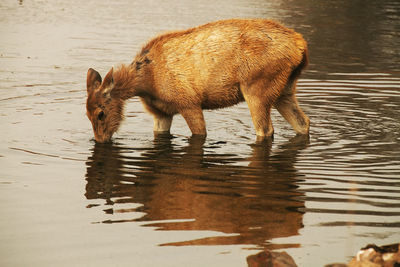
xmin=86 ymin=136 xmax=309 ymax=248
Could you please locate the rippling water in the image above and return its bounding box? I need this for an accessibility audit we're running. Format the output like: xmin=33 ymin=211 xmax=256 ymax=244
xmin=1 ymin=0 xmax=399 ymax=266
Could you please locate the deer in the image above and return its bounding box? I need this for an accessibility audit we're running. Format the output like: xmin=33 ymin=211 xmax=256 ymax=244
xmin=86 ymin=18 xmax=310 ymax=143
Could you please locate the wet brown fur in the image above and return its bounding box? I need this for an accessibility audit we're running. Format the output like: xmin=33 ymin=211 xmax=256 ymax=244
xmin=86 ymin=18 xmax=310 ymax=143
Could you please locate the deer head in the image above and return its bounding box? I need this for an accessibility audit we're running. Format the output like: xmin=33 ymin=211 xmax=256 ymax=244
xmin=86 ymin=68 xmax=124 ymax=143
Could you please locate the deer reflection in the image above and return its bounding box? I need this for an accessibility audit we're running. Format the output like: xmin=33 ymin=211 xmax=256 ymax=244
xmin=85 ymin=136 xmax=308 ymax=249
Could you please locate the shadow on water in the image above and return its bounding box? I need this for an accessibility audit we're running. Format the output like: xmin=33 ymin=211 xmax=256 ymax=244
xmin=85 ymin=135 xmax=309 ymax=249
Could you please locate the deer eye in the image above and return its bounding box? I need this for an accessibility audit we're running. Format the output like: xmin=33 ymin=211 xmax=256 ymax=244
xmin=98 ymin=111 xmax=105 ymax=120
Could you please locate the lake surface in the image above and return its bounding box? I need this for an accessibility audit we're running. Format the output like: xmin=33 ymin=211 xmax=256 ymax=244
xmin=1 ymin=0 xmax=399 ymax=266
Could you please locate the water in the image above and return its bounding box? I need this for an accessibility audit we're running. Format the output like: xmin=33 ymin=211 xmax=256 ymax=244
xmin=1 ymin=0 xmax=399 ymax=266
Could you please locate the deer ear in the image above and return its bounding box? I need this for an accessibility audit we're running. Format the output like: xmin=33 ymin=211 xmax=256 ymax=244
xmin=87 ymin=68 xmax=102 ymax=93
xmin=102 ymin=67 xmax=114 ymax=95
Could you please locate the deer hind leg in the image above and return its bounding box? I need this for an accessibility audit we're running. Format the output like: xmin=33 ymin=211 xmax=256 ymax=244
xmin=274 ymin=92 xmax=310 ymax=135
xmin=274 ymin=54 xmax=310 ymax=135
xmin=179 ymin=107 xmax=207 ymax=136
xmin=242 ymin=81 xmax=278 ymax=139
xmin=246 ymin=98 xmax=274 ymax=139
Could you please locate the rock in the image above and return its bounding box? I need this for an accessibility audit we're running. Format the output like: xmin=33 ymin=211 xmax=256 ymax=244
xmin=247 ymin=243 xmax=400 ymax=267
xmin=247 ymin=250 xmax=297 ymax=267
xmin=348 ymin=243 xmax=400 ymax=267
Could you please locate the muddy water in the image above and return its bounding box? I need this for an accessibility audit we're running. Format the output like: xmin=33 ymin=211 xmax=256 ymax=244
xmin=1 ymin=0 xmax=399 ymax=266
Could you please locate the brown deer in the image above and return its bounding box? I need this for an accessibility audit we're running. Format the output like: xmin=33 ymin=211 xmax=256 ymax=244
xmin=86 ymin=19 xmax=310 ymax=143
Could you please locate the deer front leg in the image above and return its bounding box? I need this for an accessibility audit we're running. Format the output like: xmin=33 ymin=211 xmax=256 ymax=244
xmin=153 ymin=116 xmax=173 ymax=135
xmin=139 ymin=97 xmax=173 ymax=136
xmin=179 ymin=108 xmax=207 ymax=136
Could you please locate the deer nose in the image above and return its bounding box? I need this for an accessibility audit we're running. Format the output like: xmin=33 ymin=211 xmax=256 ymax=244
xmin=94 ymin=133 xmax=112 ymax=143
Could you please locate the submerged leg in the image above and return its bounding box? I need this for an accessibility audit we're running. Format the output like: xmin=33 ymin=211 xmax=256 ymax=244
xmin=179 ymin=108 xmax=207 ymax=136
xmin=274 ymin=94 xmax=310 ymax=135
